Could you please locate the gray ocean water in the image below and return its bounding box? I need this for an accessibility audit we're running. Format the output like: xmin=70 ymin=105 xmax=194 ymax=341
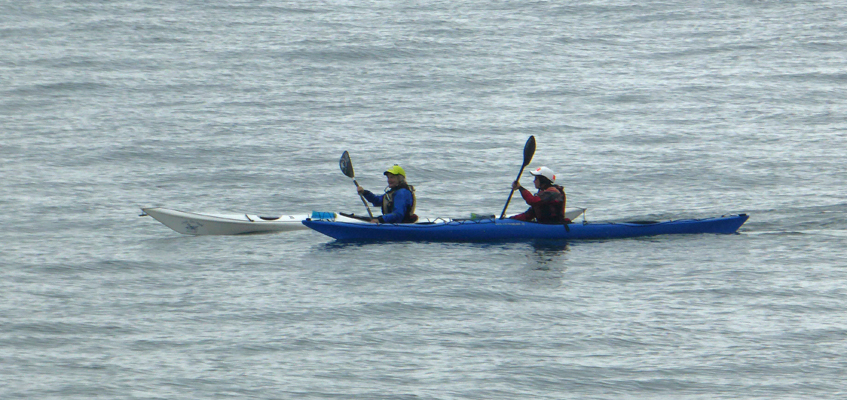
xmin=2 ymin=1 xmax=846 ymax=398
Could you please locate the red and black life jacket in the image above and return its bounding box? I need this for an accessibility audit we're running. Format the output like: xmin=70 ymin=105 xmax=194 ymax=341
xmin=532 ymin=185 xmax=567 ymax=224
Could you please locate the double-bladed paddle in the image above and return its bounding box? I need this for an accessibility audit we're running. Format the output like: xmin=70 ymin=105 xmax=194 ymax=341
xmin=339 ymin=151 xmax=375 ymax=218
xmin=499 ymin=135 xmax=536 ymax=219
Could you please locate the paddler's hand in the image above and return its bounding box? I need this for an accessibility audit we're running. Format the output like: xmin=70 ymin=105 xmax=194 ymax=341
xmin=357 ymin=185 xmax=365 ymax=195
xmin=511 ymin=181 xmax=522 ymax=191
xmin=369 ymin=218 xmax=379 ymax=223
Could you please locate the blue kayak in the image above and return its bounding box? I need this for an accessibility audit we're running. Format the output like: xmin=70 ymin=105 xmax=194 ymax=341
xmin=302 ymin=214 xmax=749 ymax=242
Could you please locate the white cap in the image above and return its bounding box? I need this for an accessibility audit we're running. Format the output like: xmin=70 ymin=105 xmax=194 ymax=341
xmin=529 ymin=166 xmax=556 ymax=183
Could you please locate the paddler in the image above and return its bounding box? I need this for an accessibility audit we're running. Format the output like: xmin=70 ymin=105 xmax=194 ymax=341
xmin=510 ymin=166 xmax=569 ymax=224
xmin=356 ymin=164 xmax=418 ymax=223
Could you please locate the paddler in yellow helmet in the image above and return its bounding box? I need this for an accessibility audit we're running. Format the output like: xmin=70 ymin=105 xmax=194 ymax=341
xmin=356 ymin=164 xmax=418 ymax=223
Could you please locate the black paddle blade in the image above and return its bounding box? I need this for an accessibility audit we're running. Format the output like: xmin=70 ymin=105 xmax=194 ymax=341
xmin=339 ymin=151 xmax=355 ymax=178
xmin=523 ymin=135 xmax=536 ymax=167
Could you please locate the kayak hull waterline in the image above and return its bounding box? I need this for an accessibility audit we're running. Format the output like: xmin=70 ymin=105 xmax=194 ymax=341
xmin=141 ymin=207 xmax=587 ymax=236
xmin=302 ymin=214 xmax=749 ymax=242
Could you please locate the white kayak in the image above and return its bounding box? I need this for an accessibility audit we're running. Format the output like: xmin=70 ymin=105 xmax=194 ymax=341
xmin=141 ymin=207 xmax=446 ymax=236
xmin=141 ymin=207 xmax=586 ymax=236
xmin=141 ymin=207 xmax=313 ymax=235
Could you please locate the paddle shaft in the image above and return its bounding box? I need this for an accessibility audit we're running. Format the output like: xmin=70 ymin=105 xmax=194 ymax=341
xmin=340 ymin=151 xmax=375 ymax=219
xmin=499 ymin=136 xmax=536 ymax=219
xmin=499 ymin=167 xmax=526 ymax=219
xmin=353 ymin=179 xmax=375 ymax=218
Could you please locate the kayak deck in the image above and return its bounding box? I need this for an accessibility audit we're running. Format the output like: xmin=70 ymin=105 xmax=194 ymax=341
xmin=302 ymin=214 xmax=749 ymax=242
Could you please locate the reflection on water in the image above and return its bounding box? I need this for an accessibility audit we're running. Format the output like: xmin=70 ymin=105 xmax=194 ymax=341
xmin=311 ymin=239 xmax=571 ymax=278
xmin=529 ymin=241 xmax=570 ymax=267
xmin=512 ymin=241 xmax=571 ymax=288
xmin=527 ymin=240 xmax=570 ymax=271
xmin=316 ymin=240 xmax=368 ymax=251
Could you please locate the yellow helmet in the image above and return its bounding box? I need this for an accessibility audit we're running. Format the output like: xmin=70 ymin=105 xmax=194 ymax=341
xmin=384 ymin=164 xmax=406 ymax=177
